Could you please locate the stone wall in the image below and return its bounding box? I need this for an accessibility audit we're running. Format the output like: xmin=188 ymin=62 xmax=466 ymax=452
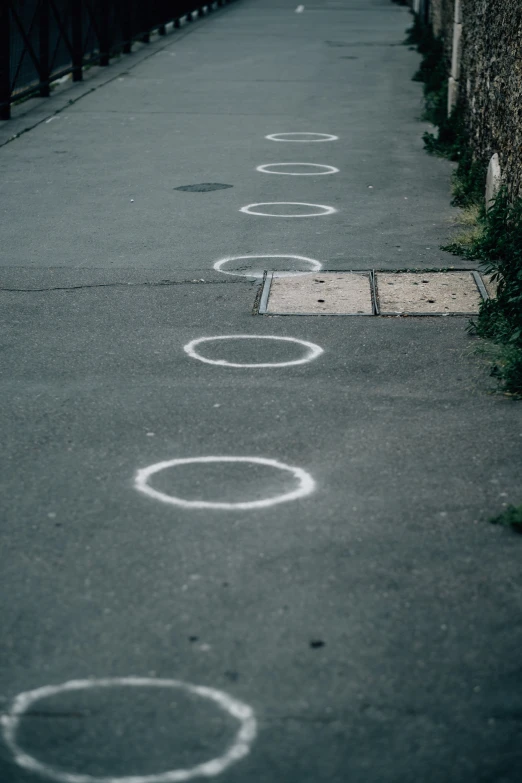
xmin=413 ymin=0 xmax=522 ymax=202
xmin=459 ymin=0 xmax=522 ymax=201
xmin=430 ymin=0 xmax=454 ymax=64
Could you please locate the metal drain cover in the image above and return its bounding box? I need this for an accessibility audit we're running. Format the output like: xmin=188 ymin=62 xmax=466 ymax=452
xmin=376 ymin=272 xmax=483 ymax=315
xmin=174 ymin=183 xmax=233 ymax=192
xmin=259 ymin=272 xmax=374 ymax=315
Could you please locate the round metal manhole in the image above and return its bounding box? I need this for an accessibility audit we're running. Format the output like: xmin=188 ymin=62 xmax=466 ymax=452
xmin=173 ymin=183 xmax=233 ymax=192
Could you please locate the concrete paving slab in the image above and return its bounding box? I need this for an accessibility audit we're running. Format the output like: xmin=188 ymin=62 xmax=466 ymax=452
xmin=264 ymin=271 xmax=373 ymax=314
xmin=376 ymin=271 xmax=483 ymax=315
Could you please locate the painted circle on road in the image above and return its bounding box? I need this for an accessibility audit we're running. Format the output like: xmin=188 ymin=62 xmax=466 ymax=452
xmin=240 ymin=202 xmax=337 ymax=217
xmin=265 ymin=132 xmax=338 ymax=142
xmin=2 ymin=677 xmax=257 ymax=783
xmin=183 ymin=335 xmax=324 ymax=368
xmin=213 ymin=254 xmax=322 ymax=278
xmin=256 ymin=163 xmax=339 ymax=176
xmin=135 ymin=456 xmax=316 ymax=510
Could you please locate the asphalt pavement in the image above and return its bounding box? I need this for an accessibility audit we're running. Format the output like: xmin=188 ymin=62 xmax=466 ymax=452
xmin=1 ymin=1 xmax=522 ymax=781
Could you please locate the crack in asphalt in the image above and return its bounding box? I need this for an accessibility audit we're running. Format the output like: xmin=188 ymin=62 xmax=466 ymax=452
xmin=20 ymin=710 xmax=96 ymax=719
xmin=0 ymin=279 xmax=250 ymax=292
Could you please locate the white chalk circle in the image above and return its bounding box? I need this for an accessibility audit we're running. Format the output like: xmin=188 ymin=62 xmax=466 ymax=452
xmin=213 ymin=254 xmax=322 ymax=278
xmin=1 ymin=677 xmax=257 ymax=783
xmin=240 ymin=202 xmax=336 ymax=217
xmin=183 ymin=335 xmax=324 ymax=368
xmin=135 ymin=456 xmax=315 ymax=510
xmin=256 ymin=163 xmax=339 ymax=176
xmin=265 ymin=133 xmax=338 ymax=142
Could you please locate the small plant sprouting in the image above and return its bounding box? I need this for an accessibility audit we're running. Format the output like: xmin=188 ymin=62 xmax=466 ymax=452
xmin=490 ymin=505 xmax=522 ymax=533
xmin=406 ymin=10 xmax=522 ymax=396
xmin=447 ymin=188 xmax=522 ymax=396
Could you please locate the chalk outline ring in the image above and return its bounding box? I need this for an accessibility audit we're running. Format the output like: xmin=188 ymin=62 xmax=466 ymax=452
xmin=265 ymin=132 xmax=338 ymax=142
xmin=213 ymin=254 xmax=322 ymax=279
xmin=239 ymin=202 xmax=337 ymax=217
xmin=135 ymin=456 xmax=316 ymax=510
xmin=183 ymin=335 xmax=324 ymax=368
xmin=1 ymin=677 xmax=257 ymax=783
xmin=256 ymin=163 xmax=339 ymax=175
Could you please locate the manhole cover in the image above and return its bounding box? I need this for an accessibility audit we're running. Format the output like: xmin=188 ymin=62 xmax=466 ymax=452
xmin=259 ymin=272 xmax=374 ymax=315
xmin=174 ymin=183 xmax=233 ymax=192
xmin=375 ymin=272 xmax=483 ymax=315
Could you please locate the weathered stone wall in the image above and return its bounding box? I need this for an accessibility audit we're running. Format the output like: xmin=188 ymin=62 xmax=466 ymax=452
xmin=424 ymin=0 xmax=522 ymax=201
xmin=430 ymin=0 xmax=454 ymax=64
xmin=460 ymin=0 xmax=522 ymax=201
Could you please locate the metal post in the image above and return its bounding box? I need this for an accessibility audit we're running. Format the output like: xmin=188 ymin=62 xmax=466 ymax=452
xmin=158 ymin=0 xmax=167 ymax=37
xmin=140 ymin=2 xmax=151 ymax=42
xmin=157 ymin=0 xmax=168 ymax=34
xmin=99 ymin=0 xmax=110 ymax=65
xmin=71 ymin=0 xmax=83 ymax=81
xmin=120 ymin=0 xmax=132 ymax=53
xmin=39 ymin=0 xmax=50 ymax=96
xmin=0 ymin=1 xmax=11 ymax=119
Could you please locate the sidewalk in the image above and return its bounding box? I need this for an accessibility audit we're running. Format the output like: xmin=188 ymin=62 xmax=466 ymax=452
xmin=1 ymin=1 xmax=522 ymax=781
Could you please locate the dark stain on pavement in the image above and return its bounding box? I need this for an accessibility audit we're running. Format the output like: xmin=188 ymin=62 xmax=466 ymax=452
xmin=174 ymin=183 xmax=233 ymax=192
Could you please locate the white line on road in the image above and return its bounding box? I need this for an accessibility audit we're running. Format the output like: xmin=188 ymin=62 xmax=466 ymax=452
xmin=295 ymin=5 xmax=304 ymax=12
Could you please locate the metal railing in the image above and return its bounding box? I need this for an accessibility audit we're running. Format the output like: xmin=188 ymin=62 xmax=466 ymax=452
xmin=0 ymin=0 xmax=230 ymax=120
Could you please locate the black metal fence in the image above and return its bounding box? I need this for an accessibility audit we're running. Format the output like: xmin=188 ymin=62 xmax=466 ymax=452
xmin=0 ymin=0 xmax=230 ymax=120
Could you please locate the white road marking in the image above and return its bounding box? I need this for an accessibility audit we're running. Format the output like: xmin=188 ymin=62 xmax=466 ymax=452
xmin=135 ymin=456 xmax=316 ymax=510
xmin=265 ymin=133 xmax=338 ymax=142
xmin=183 ymin=335 xmax=324 ymax=368
xmin=240 ymin=202 xmax=337 ymax=217
xmin=1 ymin=677 xmax=257 ymax=783
xmin=256 ymin=163 xmax=339 ymax=176
xmin=213 ymin=254 xmax=322 ymax=278
xmin=295 ymin=5 xmax=304 ymax=12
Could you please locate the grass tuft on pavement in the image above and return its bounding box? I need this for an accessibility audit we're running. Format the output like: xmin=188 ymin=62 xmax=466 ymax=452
xmin=490 ymin=505 xmax=522 ymax=533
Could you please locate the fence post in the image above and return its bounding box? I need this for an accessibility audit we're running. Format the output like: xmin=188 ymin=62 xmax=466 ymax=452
xmin=140 ymin=3 xmax=151 ymax=43
xmin=0 ymin=2 xmax=10 ymax=119
xmin=158 ymin=0 xmax=167 ymax=36
xmin=120 ymin=0 xmax=132 ymax=53
xmin=39 ymin=0 xmax=50 ymax=96
xmin=71 ymin=0 xmax=83 ymax=81
xmin=99 ymin=0 xmax=110 ymax=65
